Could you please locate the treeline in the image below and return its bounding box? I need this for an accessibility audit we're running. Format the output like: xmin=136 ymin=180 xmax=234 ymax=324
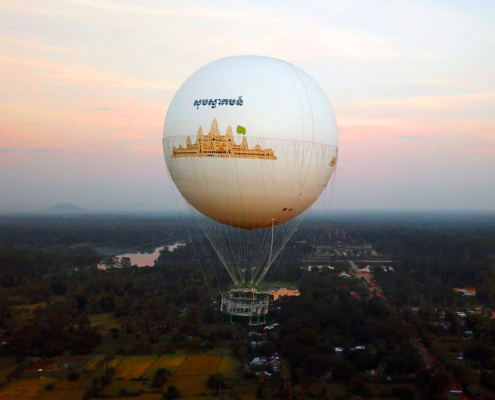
xmin=0 ymin=215 xmax=190 ymax=249
xmin=373 ymin=258 xmax=494 ymax=310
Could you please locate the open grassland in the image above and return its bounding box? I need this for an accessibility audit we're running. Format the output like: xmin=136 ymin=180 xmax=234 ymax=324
xmin=174 ymin=354 xmax=222 ymax=377
xmin=0 ymin=377 xmax=56 ymax=400
xmin=140 ymin=354 xmax=187 ymax=379
xmin=114 ymin=356 xmax=157 ymax=379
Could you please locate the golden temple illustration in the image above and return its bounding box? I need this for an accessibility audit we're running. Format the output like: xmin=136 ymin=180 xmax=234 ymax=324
xmin=172 ymin=119 xmax=277 ymax=160
xmin=330 ymin=155 xmax=338 ymax=167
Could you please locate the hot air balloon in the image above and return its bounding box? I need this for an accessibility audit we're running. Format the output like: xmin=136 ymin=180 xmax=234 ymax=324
xmin=163 ymin=56 xmax=338 ymax=325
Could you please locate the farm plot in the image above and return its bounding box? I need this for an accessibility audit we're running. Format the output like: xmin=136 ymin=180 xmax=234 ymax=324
xmin=88 ymin=313 xmax=114 ymax=323
xmin=113 ymin=356 xmax=157 ymax=379
xmin=36 ymin=380 xmax=86 ymax=400
xmin=165 ymin=375 xmax=209 ymax=397
xmin=0 ymin=357 xmax=18 ymax=385
xmin=81 ymin=354 xmax=123 ymax=371
xmin=185 ymin=397 xmax=217 ymax=400
xmin=110 ymin=395 xmax=163 ymax=400
xmin=174 ymin=355 xmax=222 ymax=377
xmin=37 ymin=390 xmax=87 ymax=400
xmin=101 ymin=379 xmax=147 ymax=397
xmin=13 ymin=302 xmax=47 ymax=312
xmin=218 ymin=355 xmax=241 ymax=379
xmin=22 ymin=357 xmax=89 ymax=380
xmin=0 ymin=378 xmax=56 ymax=400
xmin=89 ymin=313 xmax=119 ymax=334
xmin=140 ymin=354 xmax=187 ymax=379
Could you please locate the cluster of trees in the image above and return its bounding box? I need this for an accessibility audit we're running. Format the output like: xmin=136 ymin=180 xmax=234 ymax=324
xmin=2 ymin=300 xmax=100 ymax=356
xmin=0 ymin=238 xmax=236 ymax=358
xmin=271 ymin=272 xmax=423 ymax=383
xmin=373 ymin=260 xmax=495 ymax=337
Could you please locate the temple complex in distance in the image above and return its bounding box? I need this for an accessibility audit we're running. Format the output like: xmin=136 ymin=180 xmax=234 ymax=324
xmin=172 ymin=119 xmax=277 ymax=160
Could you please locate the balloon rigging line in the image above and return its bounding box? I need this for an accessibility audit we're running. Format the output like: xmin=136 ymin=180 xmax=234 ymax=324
xmin=297 ymin=169 xmax=338 ymax=288
xmin=255 ymin=219 xmax=275 ymax=286
xmin=167 ymin=169 xmax=216 ymax=302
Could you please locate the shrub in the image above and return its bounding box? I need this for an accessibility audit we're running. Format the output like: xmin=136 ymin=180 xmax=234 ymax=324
xmin=350 ymin=379 xmax=375 ymax=398
xmin=118 ymin=388 xmax=131 ymax=397
xmin=156 ymin=368 xmax=172 ymax=379
xmin=152 ymin=376 xmax=166 ymax=388
xmin=164 ymin=386 xmax=181 ymax=400
xmin=67 ymin=371 xmax=80 ymax=382
xmin=391 ymin=386 xmax=414 ymax=400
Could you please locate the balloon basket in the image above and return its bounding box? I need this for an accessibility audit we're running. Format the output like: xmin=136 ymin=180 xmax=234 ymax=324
xmin=220 ymin=290 xmax=269 ymax=326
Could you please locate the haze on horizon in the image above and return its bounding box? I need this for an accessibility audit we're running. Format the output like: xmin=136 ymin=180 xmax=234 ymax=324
xmin=0 ymin=0 xmax=494 ymax=213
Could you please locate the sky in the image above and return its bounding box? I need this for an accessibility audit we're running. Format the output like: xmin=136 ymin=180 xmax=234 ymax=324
xmin=0 ymin=0 xmax=494 ymax=212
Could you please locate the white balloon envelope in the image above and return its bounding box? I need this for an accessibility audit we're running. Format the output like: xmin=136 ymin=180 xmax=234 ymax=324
xmin=163 ymin=56 xmax=339 ymax=287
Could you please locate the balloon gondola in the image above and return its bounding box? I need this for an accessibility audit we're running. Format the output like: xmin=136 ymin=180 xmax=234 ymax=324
xmin=163 ymin=56 xmax=339 ymax=325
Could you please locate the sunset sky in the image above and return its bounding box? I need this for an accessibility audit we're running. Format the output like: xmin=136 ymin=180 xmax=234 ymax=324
xmin=1 ymin=0 xmax=494 ymax=212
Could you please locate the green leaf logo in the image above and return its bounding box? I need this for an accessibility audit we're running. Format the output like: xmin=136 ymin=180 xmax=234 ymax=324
xmin=236 ymin=125 xmax=246 ymax=135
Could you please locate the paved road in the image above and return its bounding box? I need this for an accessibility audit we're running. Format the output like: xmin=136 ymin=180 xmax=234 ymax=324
xmin=448 ymin=381 xmax=470 ymax=400
xmin=347 ymin=260 xmax=358 ymax=271
xmin=410 ymin=338 xmax=469 ymax=400
xmin=411 ymin=338 xmax=434 ymax=370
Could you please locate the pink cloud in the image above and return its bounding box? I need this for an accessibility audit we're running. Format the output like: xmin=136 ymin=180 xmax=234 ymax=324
xmin=0 ymin=54 xmax=177 ymax=90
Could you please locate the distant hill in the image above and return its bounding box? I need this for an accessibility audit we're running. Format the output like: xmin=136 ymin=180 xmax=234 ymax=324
xmin=45 ymin=203 xmax=86 ymax=214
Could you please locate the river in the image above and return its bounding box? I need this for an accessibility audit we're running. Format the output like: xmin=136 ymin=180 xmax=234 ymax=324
xmin=99 ymin=241 xmax=186 ymax=268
